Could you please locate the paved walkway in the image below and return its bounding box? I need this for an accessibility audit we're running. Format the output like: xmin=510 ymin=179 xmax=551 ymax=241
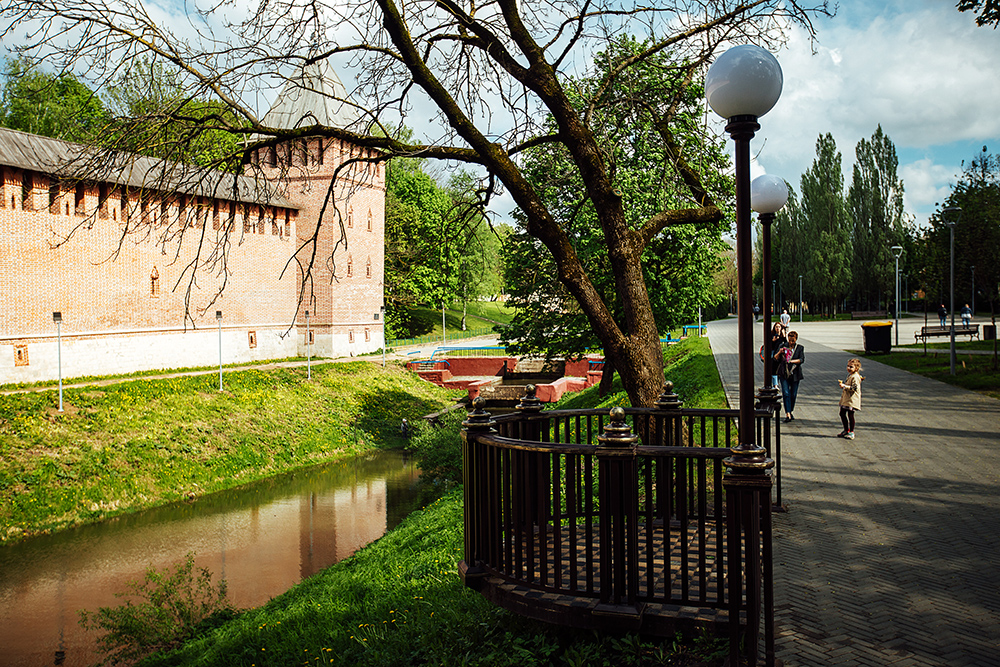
xmin=706 ymin=316 xmax=1000 ymax=666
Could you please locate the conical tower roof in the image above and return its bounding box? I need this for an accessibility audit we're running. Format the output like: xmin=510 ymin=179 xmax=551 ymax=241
xmin=262 ymin=59 xmax=363 ymax=131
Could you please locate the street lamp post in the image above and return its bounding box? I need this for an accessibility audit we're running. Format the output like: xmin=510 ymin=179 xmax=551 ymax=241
xmin=971 ymin=265 xmax=975 ymax=317
xmin=706 ymin=44 xmax=782 ymax=665
xmin=53 ymin=311 xmax=63 ymax=412
xmin=707 ymin=44 xmax=783 ymax=454
xmin=798 ymin=275 xmax=803 ymax=322
xmin=943 ymin=206 xmax=962 ymax=375
xmin=381 ymin=306 xmax=386 ymax=367
xmin=216 ymin=311 xmax=223 ymax=391
xmin=891 ymin=246 xmax=903 ymax=346
xmin=305 ymin=310 xmax=311 ymax=380
xmin=752 ymin=174 xmax=789 ymax=396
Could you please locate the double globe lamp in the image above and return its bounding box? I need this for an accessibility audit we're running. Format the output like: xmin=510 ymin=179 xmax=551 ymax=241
xmin=705 ymin=44 xmax=784 ymax=467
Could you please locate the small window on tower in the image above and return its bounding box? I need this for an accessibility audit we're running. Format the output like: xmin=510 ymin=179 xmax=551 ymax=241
xmin=75 ymin=182 xmax=85 ymax=215
xmin=248 ymin=331 xmax=257 ymax=348
xmin=151 ymin=267 xmax=160 ymax=297
xmin=14 ymin=345 xmax=29 ymax=366
xmin=347 ymin=208 xmax=353 ymax=229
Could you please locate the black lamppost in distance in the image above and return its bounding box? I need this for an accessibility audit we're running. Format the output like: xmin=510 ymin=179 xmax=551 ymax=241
xmin=751 ymin=173 xmax=789 ymax=396
xmin=943 ymin=206 xmax=962 ymax=375
xmin=53 ymin=311 xmax=63 ymax=412
xmin=892 ymin=245 xmax=903 ymax=346
xmin=799 ymin=275 xmax=803 ymax=322
xmin=216 ymin=311 xmax=223 ymax=391
xmin=706 ymin=44 xmax=783 ymax=457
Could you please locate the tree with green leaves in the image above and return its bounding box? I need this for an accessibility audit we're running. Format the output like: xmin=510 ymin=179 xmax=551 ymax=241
xmin=847 ymin=125 xmax=907 ymax=311
xmin=0 ymin=57 xmax=108 ymax=141
xmin=923 ymin=146 xmax=1000 ymax=365
xmin=384 ymin=152 xmax=505 ymax=339
xmin=502 ymin=37 xmax=731 ymax=392
xmin=102 ymin=58 xmax=246 ymax=171
xmin=799 ymin=133 xmax=852 ymax=316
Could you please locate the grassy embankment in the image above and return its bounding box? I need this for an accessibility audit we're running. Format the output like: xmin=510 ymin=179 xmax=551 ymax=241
xmin=0 ymin=362 xmax=463 ymax=545
xmin=136 ymin=333 xmax=729 ymax=667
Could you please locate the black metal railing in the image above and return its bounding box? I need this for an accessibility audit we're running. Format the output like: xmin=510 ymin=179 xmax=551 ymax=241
xmin=461 ymin=383 xmax=776 ymax=666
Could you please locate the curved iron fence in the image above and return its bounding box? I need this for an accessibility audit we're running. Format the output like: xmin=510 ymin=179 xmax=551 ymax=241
xmin=460 ymin=385 xmax=777 ymax=666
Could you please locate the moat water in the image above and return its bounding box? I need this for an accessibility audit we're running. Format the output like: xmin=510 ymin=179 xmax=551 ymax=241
xmin=0 ymin=450 xmax=421 ymax=666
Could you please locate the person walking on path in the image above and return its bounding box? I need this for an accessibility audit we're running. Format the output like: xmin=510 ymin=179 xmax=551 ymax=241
xmin=938 ymin=304 xmax=947 ymax=327
xmin=775 ymin=330 xmax=804 ymax=422
xmin=837 ymin=357 xmax=863 ymax=439
xmin=779 ymin=307 xmax=791 ymax=328
xmin=961 ymin=303 xmax=972 ymax=326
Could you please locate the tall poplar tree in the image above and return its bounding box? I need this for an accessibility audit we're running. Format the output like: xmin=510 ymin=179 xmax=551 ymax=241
xmin=799 ymin=133 xmax=852 ymax=315
xmin=847 ymin=125 xmax=907 ymax=310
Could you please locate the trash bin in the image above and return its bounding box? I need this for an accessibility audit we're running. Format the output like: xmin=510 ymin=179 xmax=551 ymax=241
xmin=861 ymin=321 xmax=893 ymax=354
xmin=985 ymin=324 xmax=997 ymax=341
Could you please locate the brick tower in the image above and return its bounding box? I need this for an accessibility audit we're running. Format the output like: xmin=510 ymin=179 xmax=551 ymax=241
xmin=252 ymin=59 xmax=385 ymax=358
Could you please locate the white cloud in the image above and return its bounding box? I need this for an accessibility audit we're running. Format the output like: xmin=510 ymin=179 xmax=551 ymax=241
xmin=752 ymin=0 xmax=1000 ymax=224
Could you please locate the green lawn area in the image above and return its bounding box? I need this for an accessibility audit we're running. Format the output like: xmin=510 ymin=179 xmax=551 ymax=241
xmin=854 ymin=348 xmax=1000 ymax=400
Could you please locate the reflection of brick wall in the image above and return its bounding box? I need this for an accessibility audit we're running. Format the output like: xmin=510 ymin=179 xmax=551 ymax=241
xmin=1 ymin=133 xmax=385 ymax=383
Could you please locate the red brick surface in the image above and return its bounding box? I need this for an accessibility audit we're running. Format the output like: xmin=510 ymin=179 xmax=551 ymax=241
xmin=1 ymin=134 xmax=384 ymax=383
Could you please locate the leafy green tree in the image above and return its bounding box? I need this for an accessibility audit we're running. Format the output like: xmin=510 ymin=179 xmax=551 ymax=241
xmin=774 ymin=184 xmax=805 ymax=313
xmin=0 ymin=57 xmax=108 ymax=141
xmin=799 ymin=133 xmax=852 ymax=316
xmin=847 ymin=125 xmax=907 ymax=311
xmin=501 ymin=37 xmax=731 ymax=391
xmin=384 ymin=155 xmax=455 ymax=337
xmin=922 ymin=146 xmax=1000 ymax=364
xmin=102 ymin=59 xmax=245 ymax=170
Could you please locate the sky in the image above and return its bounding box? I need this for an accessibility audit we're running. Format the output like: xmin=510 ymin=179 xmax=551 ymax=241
xmin=4 ymin=0 xmax=996 ymax=228
xmin=745 ymin=0 xmax=1000 ymax=228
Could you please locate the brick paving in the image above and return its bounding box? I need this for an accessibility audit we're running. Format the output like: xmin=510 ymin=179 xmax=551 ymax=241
xmin=706 ymin=316 xmax=1000 ymax=666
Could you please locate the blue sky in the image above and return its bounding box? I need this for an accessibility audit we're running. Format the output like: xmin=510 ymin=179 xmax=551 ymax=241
xmin=747 ymin=0 xmax=1000 ymax=228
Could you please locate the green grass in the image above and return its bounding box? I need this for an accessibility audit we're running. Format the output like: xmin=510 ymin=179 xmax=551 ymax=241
xmin=0 ymin=356 xmax=319 ymax=393
xmin=895 ymin=338 xmax=998 ymax=352
xmin=853 ymin=349 xmax=1000 ymax=400
xmin=549 ymin=334 xmax=727 ymax=411
xmin=0 ymin=362 xmax=463 ymax=545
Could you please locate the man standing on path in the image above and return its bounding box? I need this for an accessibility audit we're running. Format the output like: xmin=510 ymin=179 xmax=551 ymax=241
xmin=780 ymin=307 xmax=791 ymax=328
xmin=961 ymin=303 xmax=972 ymax=326
xmin=938 ymin=304 xmax=948 ymax=327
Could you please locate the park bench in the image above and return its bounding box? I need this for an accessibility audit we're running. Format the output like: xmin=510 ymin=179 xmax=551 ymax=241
xmin=914 ymin=324 xmax=980 ymax=342
xmin=851 ymin=311 xmax=887 ymax=320
xmin=682 ymin=324 xmax=706 ymax=336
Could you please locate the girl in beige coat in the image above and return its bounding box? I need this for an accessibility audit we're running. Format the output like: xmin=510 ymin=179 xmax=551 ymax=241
xmin=838 ymin=358 xmax=863 ymax=439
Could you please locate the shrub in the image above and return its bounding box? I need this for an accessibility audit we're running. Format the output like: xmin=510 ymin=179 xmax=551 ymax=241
xmin=78 ymin=554 xmax=234 ymax=666
xmin=405 ymin=408 xmax=466 ymax=485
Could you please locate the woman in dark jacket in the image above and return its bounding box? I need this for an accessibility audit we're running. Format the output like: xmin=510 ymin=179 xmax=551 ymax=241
xmin=774 ymin=330 xmax=804 ymax=422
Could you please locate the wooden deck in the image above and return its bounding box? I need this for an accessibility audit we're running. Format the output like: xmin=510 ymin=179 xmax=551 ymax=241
xmin=464 ymin=519 xmax=739 ymax=636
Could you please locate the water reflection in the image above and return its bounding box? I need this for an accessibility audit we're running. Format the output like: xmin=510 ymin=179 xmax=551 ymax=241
xmin=0 ymin=450 xmax=420 ymax=667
